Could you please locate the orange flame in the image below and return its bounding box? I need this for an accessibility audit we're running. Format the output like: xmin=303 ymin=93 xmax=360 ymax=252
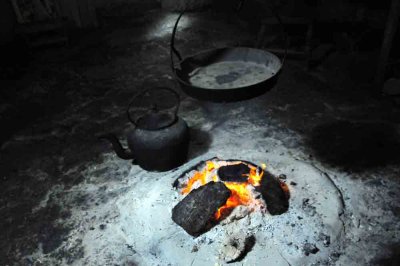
xmin=214 ymin=182 xmax=252 ymax=220
xmin=247 ymin=167 xmax=263 ymax=187
xmin=181 ymin=161 xmax=217 ymax=195
xmin=181 ymin=160 xmax=265 ymax=221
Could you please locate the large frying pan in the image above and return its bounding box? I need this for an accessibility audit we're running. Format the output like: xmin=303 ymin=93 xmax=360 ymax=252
xmin=170 ymin=5 xmax=287 ymax=102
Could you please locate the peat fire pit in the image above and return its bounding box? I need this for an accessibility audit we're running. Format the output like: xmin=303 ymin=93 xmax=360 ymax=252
xmin=113 ymin=154 xmax=344 ymax=265
xmin=172 ymin=159 xmax=289 ymax=237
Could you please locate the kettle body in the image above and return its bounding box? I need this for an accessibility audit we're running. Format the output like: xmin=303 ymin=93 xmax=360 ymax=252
xmin=127 ymin=117 xmax=189 ymax=171
xmin=101 ymin=87 xmax=190 ymax=172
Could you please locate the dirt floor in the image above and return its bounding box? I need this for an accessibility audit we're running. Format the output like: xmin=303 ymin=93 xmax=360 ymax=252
xmin=1 ymin=2 xmax=400 ymax=265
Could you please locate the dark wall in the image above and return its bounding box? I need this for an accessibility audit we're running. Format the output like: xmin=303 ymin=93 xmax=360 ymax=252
xmin=214 ymin=0 xmax=387 ymax=24
xmin=0 ymin=0 xmax=16 ymax=45
xmin=93 ymin=0 xmax=158 ymax=8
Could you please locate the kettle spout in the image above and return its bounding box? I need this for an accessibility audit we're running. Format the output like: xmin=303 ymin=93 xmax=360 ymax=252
xmin=99 ymin=134 xmax=135 ymax=160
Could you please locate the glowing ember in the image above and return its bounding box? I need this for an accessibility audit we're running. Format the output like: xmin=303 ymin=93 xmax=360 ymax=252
xmin=181 ymin=160 xmax=266 ymax=220
xmin=181 ymin=161 xmax=218 ymax=194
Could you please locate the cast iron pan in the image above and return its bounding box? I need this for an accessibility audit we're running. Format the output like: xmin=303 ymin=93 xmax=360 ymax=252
xmin=170 ymin=5 xmax=287 ymax=102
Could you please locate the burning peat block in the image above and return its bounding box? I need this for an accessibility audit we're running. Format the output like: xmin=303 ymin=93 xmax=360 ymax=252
xmin=218 ymin=163 xmax=250 ymax=182
xmin=172 ymin=181 xmax=231 ymax=237
xmin=256 ymin=171 xmax=289 ymax=215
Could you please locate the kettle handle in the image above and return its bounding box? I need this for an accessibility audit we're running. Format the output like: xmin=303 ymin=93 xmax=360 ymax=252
xmin=126 ymin=87 xmax=181 ymax=126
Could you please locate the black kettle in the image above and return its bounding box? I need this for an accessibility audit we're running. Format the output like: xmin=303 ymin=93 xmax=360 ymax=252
xmin=101 ymin=87 xmax=190 ymax=172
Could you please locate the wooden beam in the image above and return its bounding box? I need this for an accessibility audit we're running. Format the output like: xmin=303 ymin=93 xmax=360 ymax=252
xmin=375 ymin=0 xmax=400 ymax=90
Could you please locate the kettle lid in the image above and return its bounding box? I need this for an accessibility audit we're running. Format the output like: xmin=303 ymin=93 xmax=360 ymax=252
xmin=127 ymin=87 xmax=181 ymax=131
xmin=135 ymin=112 xmax=177 ymax=130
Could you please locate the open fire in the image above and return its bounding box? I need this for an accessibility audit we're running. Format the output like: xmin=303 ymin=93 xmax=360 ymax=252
xmin=172 ymin=158 xmax=289 ymax=237
xmin=180 ymin=160 xmax=266 ymax=220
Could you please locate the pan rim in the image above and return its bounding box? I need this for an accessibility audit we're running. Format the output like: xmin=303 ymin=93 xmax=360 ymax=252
xmin=173 ymin=46 xmax=283 ymax=91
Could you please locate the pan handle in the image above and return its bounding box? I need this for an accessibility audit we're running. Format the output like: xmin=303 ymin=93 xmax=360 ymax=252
xmin=169 ymin=1 xmax=288 ymax=72
xmin=170 ymin=11 xmax=185 ymax=74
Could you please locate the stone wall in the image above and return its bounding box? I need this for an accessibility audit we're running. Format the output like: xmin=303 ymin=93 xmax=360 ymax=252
xmin=90 ymin=0 xmax=386 ymax=24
